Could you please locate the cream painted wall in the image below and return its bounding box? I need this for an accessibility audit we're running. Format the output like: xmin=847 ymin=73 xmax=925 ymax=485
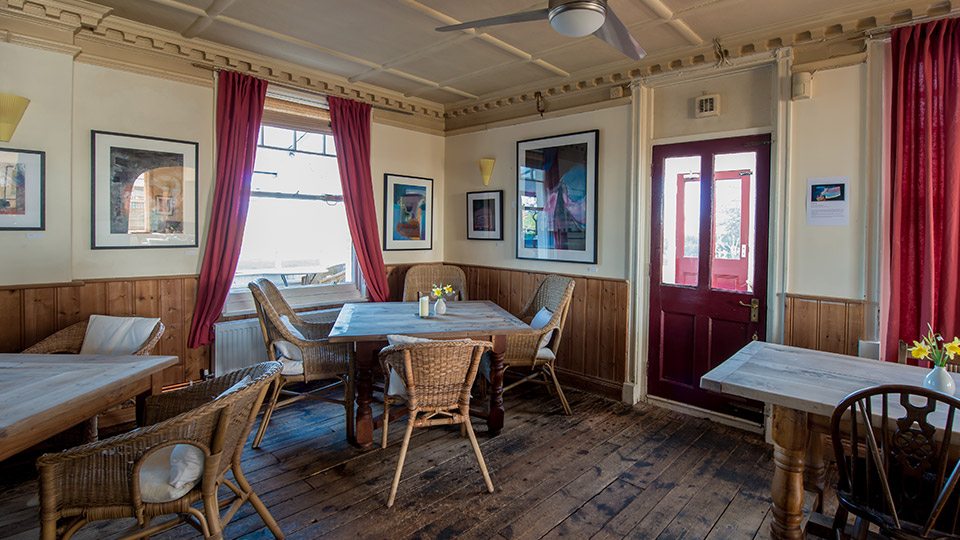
xmin=71 ymin=63 xmax=215 ymax=279
xmin=371 ymin=122 xmax=446 ymax=265
xmin=0 ymin=42 xmax=73 ymax=286
xmin=653 ymin=66 xmax=775 ymax=140
xmin=787 ymin=64 xmax=866 ymax=299
xmin=444 ymin=106 xmax=630 ymax=279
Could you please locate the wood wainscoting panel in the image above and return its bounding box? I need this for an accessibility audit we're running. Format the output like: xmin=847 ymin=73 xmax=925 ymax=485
xmin=0 ymin=275 xmax=210 ymax=387
xmin=386 ymin=263 xmax=629 ymax=399
xmin=784 ymin=293 xmax=865 ymax=356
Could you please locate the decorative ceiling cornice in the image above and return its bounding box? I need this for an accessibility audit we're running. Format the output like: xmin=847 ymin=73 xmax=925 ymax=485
xmin=440 ymin=0 xmax=958 ymax=126
xmin=0 ymin=0 xmax=447 ymax=127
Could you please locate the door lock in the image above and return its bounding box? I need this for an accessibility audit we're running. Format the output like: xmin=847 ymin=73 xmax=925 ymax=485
xmin=738 ymin=298 xmax=760 ymax=322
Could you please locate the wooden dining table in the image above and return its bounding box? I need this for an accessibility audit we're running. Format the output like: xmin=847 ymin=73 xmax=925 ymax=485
xmin=0 ymin=353 xmax=178 ymax=462
xmin=701 ymin=341 xmax=960 ymax=540
xmin=328 ymin=300 xmax=531 ymax=448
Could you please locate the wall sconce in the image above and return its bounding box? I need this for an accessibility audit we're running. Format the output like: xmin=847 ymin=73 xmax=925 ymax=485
xmin=0 ymin=93 xmax=30 ymax=142
xmin=478 ymin=158 xmax=495 ymax=186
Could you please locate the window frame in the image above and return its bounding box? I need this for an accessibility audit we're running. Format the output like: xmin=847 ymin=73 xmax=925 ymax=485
xmin=222 ymin=110 xmax=365 ymax=317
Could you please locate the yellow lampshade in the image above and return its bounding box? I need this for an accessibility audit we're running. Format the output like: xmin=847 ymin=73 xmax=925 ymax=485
xmin=478 ymin=158 xmax=495 ymax=186
xmin=0 ymin=93 xmax=30 ymax=142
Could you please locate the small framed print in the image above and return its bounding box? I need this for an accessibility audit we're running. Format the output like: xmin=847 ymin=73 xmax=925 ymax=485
xmin=0 ymin=148 xmax=44 ymax=230
xmin=517 ymin=129 xmax=598 ymax=263
xmin=91 ymin=130 xmax=199 ymax=249
xmin=383 ymin=173 xmax=433 ymax=251
xmin=467 ymin=190 xmax=503 ymax=240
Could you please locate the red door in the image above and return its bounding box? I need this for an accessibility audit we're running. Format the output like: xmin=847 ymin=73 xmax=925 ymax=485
xmin=647 ymin=134 xmax=771 ymax=421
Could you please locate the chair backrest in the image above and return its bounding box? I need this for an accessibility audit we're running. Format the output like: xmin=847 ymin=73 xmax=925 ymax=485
xmin=522 ymin=275 xmax=575 ymax=350
xmin=402 ymin=264 xmax=468 ymax=302
xmin=831 ymin=384 xmax=960 ymax=537
xmin=209 ymin=361 xmax=281 ymax=475
xmin=379 ymin=340 xmax=491 ymax=411
xmin=249 ymin=278 xmax=299 ymax=354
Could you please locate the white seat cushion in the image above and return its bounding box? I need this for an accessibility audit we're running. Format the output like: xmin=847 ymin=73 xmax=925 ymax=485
xmin=529 ymin=307 xmax=555 ymax=350
xmin=139 ymin=444 xmax=204 ymax=503
xmin=215 ymin=376 xmax=251 ymax=400
xmin=536 ymin=347 xmax=556 ymax=361
xmin=280 ymin=358 xmax=304 ymax=376
xmin=272 ymin=315 xmax=305 ymax=361
xmin=79 ymin=315 xmax=161 ymax=355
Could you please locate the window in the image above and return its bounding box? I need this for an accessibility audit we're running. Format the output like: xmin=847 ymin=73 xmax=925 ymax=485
xmin=224 ymin=124 xmax=362 ymax=314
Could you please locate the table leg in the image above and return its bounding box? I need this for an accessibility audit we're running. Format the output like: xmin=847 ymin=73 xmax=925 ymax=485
xmin=354 ymin=341 xmax=377 ymax=448
xmin=487 ymin=334 xmax=505 ymax=437
xmin=804 ymin=432 xmax=826 ymax=513
xmin=770 ymin=404 xmax=808 ymax=540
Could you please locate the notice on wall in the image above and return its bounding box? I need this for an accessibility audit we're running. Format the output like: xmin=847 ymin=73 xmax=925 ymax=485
xmin=806 ymin=176 xmax=849 ymax=226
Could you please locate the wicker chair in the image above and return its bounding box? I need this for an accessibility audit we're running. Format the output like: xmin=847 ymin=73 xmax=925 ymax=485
xmin=22 ymin=318 xmax=164 ymax=355
xmin=379 ymin=339 xmax=494 ymax=507
xmin=502 ymin=275 xmax=575 ymax=415
xmin=37 ymin=361 xmax=285 ymax=540
xmin=401 ymin=264 xmax=468 ymax=301
xmin=830 ymin=384 xmax=960 ymax=539
xmin=248 ymin=278 xmax=355 ymax=448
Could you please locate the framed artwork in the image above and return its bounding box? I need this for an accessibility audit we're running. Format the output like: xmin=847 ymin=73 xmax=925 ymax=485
xmin=467 ymin=190 xmax=503 ymax=240
xmin=383 ymin=173 xmax=433 ymax=250
xmin=91 ymin=130 xmax=198 ymax=249
xmin=516 ymin=129 xmax=598 ymax=263
xmin=0 ymin=148 xmax=45 ymax=230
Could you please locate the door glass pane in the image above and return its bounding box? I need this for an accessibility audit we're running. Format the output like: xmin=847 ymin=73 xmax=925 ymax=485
xmin=661 ymin=156 xmax=701 ymax=286
xmin=710 ymin=152 xmax=757 ymax=293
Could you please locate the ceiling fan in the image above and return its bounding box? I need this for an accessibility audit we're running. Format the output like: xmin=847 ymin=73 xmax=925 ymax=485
xmin=435 ymin=0 xmax=646 ymax=61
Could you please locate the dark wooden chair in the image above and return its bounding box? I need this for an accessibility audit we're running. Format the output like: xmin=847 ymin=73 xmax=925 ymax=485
xmin=830 ymin=384 xmax=960 ymax=539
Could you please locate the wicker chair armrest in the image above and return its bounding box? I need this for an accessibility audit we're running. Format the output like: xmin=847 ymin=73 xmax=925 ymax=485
xmin=293 ymin=308 xmax=340 ymax=326
xmin=505 ymin=329 xmax=550 ymax=368
xmin=21 ymin=322 xmax=87 ymax=354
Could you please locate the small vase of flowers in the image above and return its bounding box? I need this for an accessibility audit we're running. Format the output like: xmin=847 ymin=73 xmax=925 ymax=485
xmin=908 ymin=323 xmax=960 ymax=395
xmin=431 ymin=284 xmax=454 ymax=315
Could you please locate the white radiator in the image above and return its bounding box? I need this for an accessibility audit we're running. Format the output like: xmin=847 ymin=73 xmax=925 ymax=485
xmin=214 ymin=319 xmax=269 ymax=375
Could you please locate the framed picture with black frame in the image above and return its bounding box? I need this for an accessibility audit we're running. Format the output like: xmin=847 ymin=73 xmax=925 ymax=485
xmin=91 ymin=130 xmax=199 ymax=249
xmin=0 ymin=147 xmax=45 ymax=230
xmin=466 ymin=190 xmax=503 ymax=240
xmin=383 ymin=173 xmax=433 ymax=251
xmin=516 ymin=129 xmax=598 ymax=263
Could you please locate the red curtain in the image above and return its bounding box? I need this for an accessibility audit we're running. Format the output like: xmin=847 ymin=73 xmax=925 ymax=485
xmin=887 ymin=18 xmax=960 ymax=361
xmin=188 ymin=71 xmax=268 ymax=348
xmin=328 ymin=96 xmax=390 ymax=302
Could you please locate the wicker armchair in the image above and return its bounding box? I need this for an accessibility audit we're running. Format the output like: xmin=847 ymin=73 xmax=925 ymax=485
xmin=22 ymin=318 xmax=164 ymax=355
xmin=502 ymin=275 xmax=575 ymax=415
xmin=380 ymin=339 xmax=494 ymax=507
xmin=248 ymin=278 xmax=355 ymax=448
xmin=401 ymin=264 xmax=468 ymax=301
xmin=37 ymin=361 xmax=285 ymax=540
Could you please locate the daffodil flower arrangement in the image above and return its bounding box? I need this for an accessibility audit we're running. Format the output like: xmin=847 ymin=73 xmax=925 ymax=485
xmin=908 ymin=323 xmax=960 ymax=368
xmin=430 ymin=283 xmax=454 ymax=299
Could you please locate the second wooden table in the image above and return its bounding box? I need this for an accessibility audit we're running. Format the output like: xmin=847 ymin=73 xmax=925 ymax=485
xmin=329 ymin=300 xmax=531 ymax=448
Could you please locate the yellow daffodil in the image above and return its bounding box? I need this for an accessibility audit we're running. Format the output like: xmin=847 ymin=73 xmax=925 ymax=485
xmin=946 ymin=337 xmax=960 ymax=359
xmin=910 ymin=340 xmax=932 ymax=359
xmin=431 ymin=283 xmax=453 ymax=298
xmin=443 ymin=285 xmax=453 ymax=295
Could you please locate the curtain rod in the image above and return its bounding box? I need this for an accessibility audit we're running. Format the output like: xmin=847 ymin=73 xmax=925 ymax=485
xmin=191 ymin=63 xmax=414 ymax=116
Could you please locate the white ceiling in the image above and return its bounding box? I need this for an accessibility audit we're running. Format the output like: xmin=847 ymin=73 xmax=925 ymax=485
xmin=84 ymin=0 xmax=952 ymax=113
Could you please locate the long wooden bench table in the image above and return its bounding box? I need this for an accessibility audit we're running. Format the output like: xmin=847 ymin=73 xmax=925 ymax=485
xmin=701 ymin=341 xmax=960 ymax=540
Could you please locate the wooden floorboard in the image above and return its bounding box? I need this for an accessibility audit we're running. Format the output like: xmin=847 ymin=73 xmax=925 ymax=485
xmin=0 ymin=385 xmax=786 ymax=540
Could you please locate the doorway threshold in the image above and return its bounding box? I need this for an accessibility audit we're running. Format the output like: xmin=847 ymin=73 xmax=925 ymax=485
xmin=645 ymin=395 xmax=764 ymax=435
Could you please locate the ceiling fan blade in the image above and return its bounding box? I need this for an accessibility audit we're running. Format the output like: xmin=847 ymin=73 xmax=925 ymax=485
xmin=436 ymin=9 xmax=549 ymax=32
xmin=592 ymin=5 xmax=646 ymax=60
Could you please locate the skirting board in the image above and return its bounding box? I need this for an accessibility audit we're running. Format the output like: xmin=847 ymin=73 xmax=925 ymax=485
xmin=645 ymin=395 xmax=764 ymax=435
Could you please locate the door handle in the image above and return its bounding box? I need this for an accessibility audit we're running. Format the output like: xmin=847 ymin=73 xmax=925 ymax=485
xmin=738 ymin=299 xmax=760 ymax=322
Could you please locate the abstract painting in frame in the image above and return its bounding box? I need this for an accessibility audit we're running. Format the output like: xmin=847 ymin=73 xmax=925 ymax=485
xmin=516 ymin=130 xmax=598 ymax=263
xmin=467 ymin=190 xmax=503 ymax=240
xmin=0 ymin=148 xmax=44 ymax=230
xmin=91 ymin=130 xmax=198 ymax=249
xmin=383 ymin=173 xmax=433 ymax=251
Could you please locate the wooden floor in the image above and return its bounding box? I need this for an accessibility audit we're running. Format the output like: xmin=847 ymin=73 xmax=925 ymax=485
xmin=0 ymin=385 xmax=786 ymax=540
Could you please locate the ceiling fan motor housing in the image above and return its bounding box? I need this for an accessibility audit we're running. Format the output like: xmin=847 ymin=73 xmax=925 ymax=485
xmin=548 ymin=0 xmax=607 ymax=37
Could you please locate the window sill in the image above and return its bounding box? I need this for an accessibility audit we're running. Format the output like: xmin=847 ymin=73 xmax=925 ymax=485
xmin=221 ymin=286 xmax=367 ymax=318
